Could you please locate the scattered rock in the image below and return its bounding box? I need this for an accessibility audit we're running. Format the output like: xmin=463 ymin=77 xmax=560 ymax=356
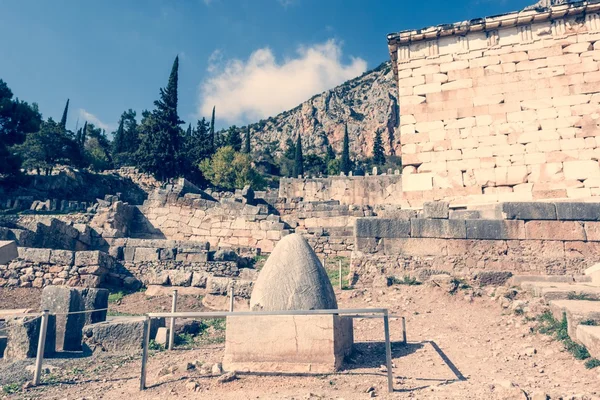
xmin=211 ymin=363 xmax=223 ymax=376
xmin=217 ymin=371 xmax=237 ymax=383
xmin=185 ymin=380 xmax=199 ymax=392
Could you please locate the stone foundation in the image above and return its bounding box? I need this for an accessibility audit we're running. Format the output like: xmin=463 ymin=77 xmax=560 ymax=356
xmin=223 ymin=315 xmax=353 ymax=373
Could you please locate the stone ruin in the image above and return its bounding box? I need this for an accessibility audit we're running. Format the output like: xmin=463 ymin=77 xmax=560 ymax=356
xmin=223 ymin=234 xmax=353 ymax=373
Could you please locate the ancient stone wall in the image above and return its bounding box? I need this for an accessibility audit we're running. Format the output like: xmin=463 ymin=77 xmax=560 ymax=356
xmin=387 ymin=2 xmax=600 ymax=205
xmin=278 ymin=175 xmax=403 ymax=205
xmin=351 ymin=201 xmax=600 ymax=284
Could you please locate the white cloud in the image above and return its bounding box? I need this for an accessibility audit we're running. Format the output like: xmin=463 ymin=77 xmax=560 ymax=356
xmin=78 ymin=109 xmax=115 ymax=132
xmin=198 ymin=39 xmax=367 ymax=125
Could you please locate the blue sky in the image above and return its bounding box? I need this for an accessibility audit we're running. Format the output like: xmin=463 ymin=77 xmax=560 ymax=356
xmin=0 ymin=0 xmax=532 ymax=133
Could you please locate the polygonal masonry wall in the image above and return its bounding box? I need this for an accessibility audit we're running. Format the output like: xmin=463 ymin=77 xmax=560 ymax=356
xmin=387 ymin=2 xmax=600 ymax=204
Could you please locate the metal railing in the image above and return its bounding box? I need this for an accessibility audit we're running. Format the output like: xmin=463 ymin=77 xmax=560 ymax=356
xmin=140 ymin=308 xmax=398 ymax=393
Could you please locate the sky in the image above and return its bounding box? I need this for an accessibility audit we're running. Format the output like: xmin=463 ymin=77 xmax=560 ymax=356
xmin=0 ymin=0 xmax=534 ymax=133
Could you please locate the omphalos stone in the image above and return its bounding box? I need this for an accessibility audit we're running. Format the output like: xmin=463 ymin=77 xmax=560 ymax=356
xmin=250 ymin=233 xmax=337 ymax=311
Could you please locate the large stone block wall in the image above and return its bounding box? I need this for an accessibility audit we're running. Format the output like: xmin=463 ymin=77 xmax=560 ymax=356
xmin=388 ymin=2 xmax=600 ymax=205
xmin=351 ymin=201 xmax=600 ymax=284
xmin=278 ymin=176 xmax=403 ymax=205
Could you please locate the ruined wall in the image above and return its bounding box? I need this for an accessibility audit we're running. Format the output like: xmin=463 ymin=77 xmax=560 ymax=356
xmin=351 ymin=201 xmax=600 ymax=284
xmin=388 ymin=2 xmax=600 ymax=205
xmin=278 ymin=175 xmax=403 ymax=206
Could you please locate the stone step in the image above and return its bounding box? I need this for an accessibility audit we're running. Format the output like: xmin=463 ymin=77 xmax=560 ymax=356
xmin=549 ymin=300 xmax=600 ymax=340
xmin=576 ymin=325 xmax=600 ymax=359
xmin=510 ymin=275 xmax=591 ymax=285
xmin=520 ymin=282 xmax=600 ymax=301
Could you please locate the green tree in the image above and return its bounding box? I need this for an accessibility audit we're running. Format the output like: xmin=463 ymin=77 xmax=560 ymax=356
xmin=341 ymin=124 xmax=352 ymax=175
xmin=136 ymin=56 xmax=184 ymax=180
xmin=60 ymin=99 xmax=69 ymax=130
xmin=226 ymin=125 xmax=242 ymax=151
xmin=210 ymin=106 xmax=216 ymax=149
xmin=372 ymin=128 xmax=385 ymax=166
xmin=293 ymin=135 xmax=304 ymax=177
xmin=199 ymin=146 xmax=264 ymax=190
xmin=243 ymin=127 xmax=251 ymax=154
xmin=304 ymin=153 xmax=326 ymax=176
xmin=84 ymin=124 xmax=112 ymax=171
xmin=283 ymin=137 xmax=295 ymax=159
xmin=0 ymin=79 xmax=42 ymax=146
xmin=325 ymin=144 xmax=335 ymax=163
xmin=388 ymin=127 xmax=396 ymax=156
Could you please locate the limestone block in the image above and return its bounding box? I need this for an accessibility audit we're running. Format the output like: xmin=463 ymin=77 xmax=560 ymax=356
xmin=423 ymin=202 xmax=449 ymax=219
xmin=75 ymin=288 xmax=109 ymax=325
xmin=0 ymin=241 xmax=18 ymax=265
xmin=383 ymin=238 xmax=447 ymax=256
xmin=440 ymin=60 xmax=469 ymax=72
xmin=83 ymin=316 xmax=164 ymax=353
xmin=132 ymin=247 xmax=160 ymax=262
xmin=465 ymin=220 xmax=525 ymax=240
xmin=74 ymin=251 xmax=113 ymax=268
xmin=441 ymin=79 xmax=472 ymax=91
xmin=502 ymin=202 xmax=557 ymax=220
xmin=223 ymin=315 xmax=353 ymax=373
xmin=354 ymin=218 xmax=410 ymax=238
xmin=472 ymin=271 xmax=513 ymax=286
xmin=19 ymin=248 xmax=51 ymax=263
xmin=207 ymin=276 xmax=231 ymax=295
xmin=414 ymin=82 xmax=442 ymax=95
xmin=191 ymin=271 xmax=210 ymax=288
xmin=564 ymin=43 xmax=592 ymax=53
xmin=167 ymin=270 xmax=192 ymax=286
xmin=495 ymin=166 xmax=528 ymax=186
xmin=410 ymin=219 xmax=466 ymax=239
xmin=576 ymin=325 xmax=600 ymax=359
xmin=402 ymin=173 xmax=433 ymax=192
xmin=529 ymin=163 xmax=564 ymax=183
xmin=528 ymin=45 xmax=563 ymax=60
xmin=525 ymin=221 xmax=586 ymax=241
xmin=3 ymin=316 xmax=56 ymax=360
xmin=563 ymin=160 xmax=600 ymax=180
xmin=546 ymin=53 xmax=581 ymax=67
xmin=555 ymin=202 xmax=600 ymax=221
xmin=40 ymin=286 xmax=84 ymax=352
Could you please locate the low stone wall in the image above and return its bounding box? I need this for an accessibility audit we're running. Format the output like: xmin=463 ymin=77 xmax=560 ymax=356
xmin=279 ymin=176 xmax=403 ymax=206
xmin=0 ymin=249 xmax=117 ymax=288
xmin=351 ymin=201 xmax=600 ymax=284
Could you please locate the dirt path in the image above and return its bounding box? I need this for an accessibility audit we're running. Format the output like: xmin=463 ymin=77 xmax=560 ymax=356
xmin=1 ymin=284 xmax=599 ymax=399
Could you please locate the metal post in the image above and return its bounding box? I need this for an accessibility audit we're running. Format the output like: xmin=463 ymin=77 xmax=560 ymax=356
xmin=338 ymin=260 xmax=343 ymax=290
xmin=168 ymin=289 xmax=177 ymax=350
xmin=32 ymin=310 xmax=49 ymax=386
xmin=402 ymin=317 xmax=407 ymax=345
xmin=383 ymin=311 xmax=394 ymax=393
xmin=140 ymin=316 xmax=151 ymax=390
xmin=229 ymin=286 xmax=234 ymax=312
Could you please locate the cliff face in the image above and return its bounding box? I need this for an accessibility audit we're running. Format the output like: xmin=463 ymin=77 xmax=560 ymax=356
xmin=244 ymin=61 xmax=398 ymax=159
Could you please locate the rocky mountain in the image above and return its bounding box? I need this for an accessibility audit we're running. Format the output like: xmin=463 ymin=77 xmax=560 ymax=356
xmin=239 ymin=61 xmax=399 ymax=160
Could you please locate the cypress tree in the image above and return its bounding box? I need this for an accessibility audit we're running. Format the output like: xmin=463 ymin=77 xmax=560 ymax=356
xmin=325 ymin=144 xmax=335 ymax=162
xmin=293 ymin=135 xmax=304 ymax=177
xmin=186 ymin=123 xmax=192 ymax=137
xmin=136 ymin=56 xmax=184 ymax=180
xmin=210 ymin=106 xmax=216 ymax=148
xmin=243 ymin=127 xmax=251 ymax=154
xmin=341 ymin=124 xmax=351 ymax=175
xmin=388 ymin=127 xmax=396 ymax=156
xmin=112 ymin=117 xmax=126 ymax=154
xmin=80 ymin=121 xmax=87 ymax=149
xmin=372 ymin=129 xmax=385 ymax=165
xmin=60 ymin=99 xmax=69 ymax=130
xmin=226 ymin=125 xmax=242 ymax=151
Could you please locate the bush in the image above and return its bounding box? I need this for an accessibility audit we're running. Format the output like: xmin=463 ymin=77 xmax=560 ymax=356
xmin=200 ymin=146 xmax=265 ymax=190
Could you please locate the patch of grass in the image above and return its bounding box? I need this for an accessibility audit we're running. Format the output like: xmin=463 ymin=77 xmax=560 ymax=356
xmin=449 ymin=278 xmax=471 ymax=295
xmin=252 ymin=255 xmax=269 ymax=270
xmin=148 ymin=340 xmax=165 ymax=351
xmin=392 ymin=275 xmax=421 ymax=286
xmin=175 ymin=333 xmax=194 ymax=347
xmin=537 ymin=311 xmax=591 ymax=361
xmin=580 ymin=319 xmax=599 ymax=326
xmin=42 ymin=373 xmax=61 ymax=385
xmin=567 ymin=292 xmax=599 ymax=301
xmin=108 ymin=291 xmax=125 ymax=304
xmin=585 ymin=358 xmax=600 ymax=369
xmin=107 ymin=311 xmax=138 ymax=317
xmin=2 ymin=383 xmax=20 ymax=395
xmin=324 ymin=256 xmax=352 ymax=290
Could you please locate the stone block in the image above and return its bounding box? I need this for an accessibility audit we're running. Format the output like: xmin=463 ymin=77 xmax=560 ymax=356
xmin=465 ymin=220 xmax=525 ymax=240
xmin=0 ymin=241 xmax=18 ymax=265
xmin=525 ymin=221 xmax=586 ymax=241
xmin=354 ymin=218 xmax=411 ymax=238
xmin=75 ymin=288 xmax=109 ymax=326
xmin=123 ymin=247 xmax=135 ymax=262
xmin=40 ymin=286 xmax=85 ymax=351
xmin=223 ymin=315 xmax=353 ymax=373
xmin=75 ymin=251 xmax=113 ymax=268
xmin=83 ymin=316 xmax=164 ymax=353
xmin=576 ymin=325 xmax=600 ymax=359
xmin=563 ymin=160 xmax=600 ymax=180
xmin=191 ymin=271 xmax=210 ymax=288
xmin=133 ymin=247 xmax=160 ymax=262
xmin=3 ymin=316 xmax=56 ymax=360
xmin=423 ymin=202 xmax=449 ymax=219
xmin=502 ymin=202 xmax=557 ymax=220
xmin=555 ymin=202 xmax=600 ymax=221
xmin=449 ymin=210 xmax=481 ymax=219
xmin=155 ymin=327 xmax=169 ymax=346
xmin=159 ymin=248 xmax=176 ymax=261
xmin=410 ymin=219 xmax=466 ymax=239
xmin=585 ymin=263 xmax=600 ymax=284
xmin=207 ymin=276 xmax=231 ymax=295
xmin=49 ymin=250 xmax=74 ymax=266
xmin=402 ymin=173 xmax=433 ymax=192
xmin=472 ymin=271 xmax=513 ymax=286
xmin=20 ymin=248 xmax=51 ymax=263
xmin=167 ymin=270 xmax=192 ymax=286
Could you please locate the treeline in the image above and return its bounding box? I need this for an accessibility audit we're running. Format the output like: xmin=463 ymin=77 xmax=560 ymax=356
xmin=1 ymin=56 xmax=400 ymax=192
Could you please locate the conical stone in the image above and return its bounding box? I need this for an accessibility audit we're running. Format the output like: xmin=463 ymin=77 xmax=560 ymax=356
xmin=250 ymin=233 xmax=338 ymax=311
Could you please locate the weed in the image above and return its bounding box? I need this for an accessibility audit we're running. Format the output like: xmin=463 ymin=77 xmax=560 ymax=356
xmin=449 ymin=278 xmax=471 ymax=294
xmin=567 ymin=292 xmax=599 ymax=301
xmin=537 ymin=311 xmax=591 ymax=361
xmin=108 ymin=291 xmax=125 ymax=304
xmin=580 ymin=319 xmax=598 ymax=326
xmin=42 ymin=373 xmax=61 ymax=385
xmin=513 ymin=308 xmax=524 ymax=316
xmin=107 ymin=311 xmax=138 ymax=317
xmin=324 ymin=257 xmax=352 ymax=290
xmin=392 ymin=276 xmax=421 ymax=286
xmin=70 ymin=367 xmax=85 ymax=376
xmin=148 ymin=340 xmax=165 ymax=351
xmin=252 ymin=255 xmax=269 ymax=270
xmin=2 ymin=383 xmax=20 ymax=395
xmin=585 ymin=358 xmax=600 ymax=369
xmin=175 ymin=333 xmax=194 ymax=347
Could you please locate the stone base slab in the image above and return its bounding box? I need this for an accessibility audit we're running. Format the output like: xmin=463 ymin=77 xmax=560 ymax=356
xmin=223 ymin=315 xmax=353 ymax=373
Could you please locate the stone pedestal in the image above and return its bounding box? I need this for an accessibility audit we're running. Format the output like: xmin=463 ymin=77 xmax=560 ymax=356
xmin=223 ymin=315 xmax=353 ymax=373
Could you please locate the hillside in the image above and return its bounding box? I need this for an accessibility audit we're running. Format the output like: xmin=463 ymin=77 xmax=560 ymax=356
xmin=238 ymin=61 xmax=399 ymax=159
